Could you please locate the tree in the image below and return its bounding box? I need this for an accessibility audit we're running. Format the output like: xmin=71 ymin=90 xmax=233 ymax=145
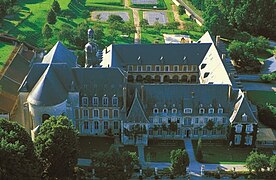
xmin=196 ymin=138 xmax=203 ymax=162
xmin=270 ymin=155 xmax=276 ymax=172
xmin=0 ymin=118 xmax=40 ymax=179
xmin=42 ymin=23 xmax=53 ymax=39
xmin=92 ymin=146 xmax=139 ymax=179
xmin=166 ymin=22 xmax=180 ymax=32
xmin=170 ymin=149 xmax=189 ymax=176
xmin=245 ymin=151 xmax=269 ymax=174
xmin=58 ymin=24 xmax=74 ymax=43
xmin=153 ymin=22 xmax=163 ymax=32
xmin=107 ymin=14 xmax=124 ymax=24
xmin=35 ymin=116 xmax=79 ymax=179
xmin=205 ymin=120 xmax=214 ymax=130
xmin=0 ymin=0 xmax=18 ymax=21
xmin=74 ymin=22 xmax=89 ymax=48
xmin=122 ymin=22 xmax=136 ymax=37
xmin=47 ymin=9 xmax=57 ymax=24
xmin=52 ymin=0 xmax=61 ymax=14
xmin=177 ymin=6 xmax=185 ymax=15
xmin=140 ymin=19 xmax=149 ymax=28
xmin=258 ymin=104 xmax=276 ymax=129
xmin=169 ymin=122 xmax=178 ymax=132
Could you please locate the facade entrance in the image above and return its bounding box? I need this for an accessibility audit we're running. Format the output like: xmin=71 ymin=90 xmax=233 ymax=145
xmin=185 ymin=129 xmax=191 ymax=138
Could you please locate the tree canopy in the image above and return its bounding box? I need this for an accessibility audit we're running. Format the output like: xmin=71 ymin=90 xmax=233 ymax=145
xmin=0 ymin=118 xmax=40 ymax=179
xmin=52 ymin=0 xmax=61 ymax=14
xmin=170 ymin=149 xmax=189 ymax=176
xmin=92 ymin=146 xmax=139 ymax=179
xmin=0 ymin=0 xmax=18 ymax=21
xmin=246 ymin=151 xmax=269 ymax=174
xmin=35 ymin=116 xmax=79 ymax=179
xmin=47 ymin=9 xmax=57 ymax=24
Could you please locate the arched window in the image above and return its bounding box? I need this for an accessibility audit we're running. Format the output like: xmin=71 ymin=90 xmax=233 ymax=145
xmin=92 ymin=96 xmax=99 ymax=106
xmin=82 ymin=96 xmax=88 ymax=106
xmin=163 ymin=108 xmax=168 ymax=114
xmin=242 ymin=113 xmax=248 ymax=121
xmin=102 ymin=95 xmax=108 ymax=106
xmin=112 ymin=95 xmax=118 ymax=106
xmin=199 ymin=108 xmax=205 ymax=114
xmin=172 ymin=108 xmax=177 ymax=114
xmin=153 ymin=108 xmax=159 ymax=114
xmin=93 ymin=109 xmax=99 ymax=118
xmin=94 ymin=121 xmax=99 ymax=129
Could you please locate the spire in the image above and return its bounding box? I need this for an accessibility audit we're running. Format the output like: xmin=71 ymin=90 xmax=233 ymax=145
xmin=85 ymin=28 xmax=102 ymax=68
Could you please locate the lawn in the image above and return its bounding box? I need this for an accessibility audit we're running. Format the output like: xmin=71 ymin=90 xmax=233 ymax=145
xmin=0 ymin=42 xmax=15 ymax=69
xmin=87 ymin=0 xmax=123 ymax=6
xmin=181 ymin=0 xmax=203 ymax=17
xmin=145 ymin=139 xmax=184 ymax=162
xmin=130 ymin=0 xmax=167 ymax=10
xmin=78 ymin=136 xmax=114 ymax=158
xmin=247 ymin=91 xmax=276 ymax=106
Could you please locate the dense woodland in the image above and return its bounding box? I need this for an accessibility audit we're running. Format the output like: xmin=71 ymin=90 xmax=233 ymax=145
xmin=190 ymin=0 xmax=276 ymax=40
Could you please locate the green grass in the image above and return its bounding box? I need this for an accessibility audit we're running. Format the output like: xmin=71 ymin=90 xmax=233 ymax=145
xmin=247 ymin=91 xmax=276 ymax=106
xmin=0 ymin=42 xmax=15 ymax=69
xmin=120 ymin=145 xmax=138 ymax=154
xmin=166 ymin=11 xmax=174 ymax=23
xmin=87 ymin=0 xmax=123 ymax=6
xmin=163 ymin=0 xmax=173 ymax=10
xmin=145 ymin=140 xmax=184 ymax=162
xmin=79 ymin=136 xmax=114 ymax=158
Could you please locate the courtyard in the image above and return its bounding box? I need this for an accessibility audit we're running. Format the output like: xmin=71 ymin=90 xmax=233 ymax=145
xmin=143 ymin=11 xmax=168 ymax=25
xmin=91 ymin=11 xmax=130 ymax=22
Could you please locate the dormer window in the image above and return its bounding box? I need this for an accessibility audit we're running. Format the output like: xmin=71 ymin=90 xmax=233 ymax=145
xmin=92 ymin=96 xmax=99 ymax=106
xmin=242 ymin=113 xmax=248 ymax=121
xmin=184 ymin=108 xmax=192 ymax=114
xmin=146 ymin=65 xmax=151 ymax=71
xmin=128 ymin=65 xmax=133 ymax=71
xmin=82 ymin=97 xmax=88 ymax=106
xmin=183 ymin=65 xmax=188 ymax=72
xmin=165 ymin=65 xmax=170 ymax=71
xmin=199 ymin=108 xmax=205 ymax=114
xmin=155 ymin=65 xmax=160 ymax=72
xmin=112 ymin=95 xmax=118 ymax=106
xmin=137 ymin=65 xmax=142 ymax=71
xmin=172 ymin=108 xmax=177 ymax=114
xmin=153 ymin=108 xmax=159 ymax=114
xmin=218 ymin=108 xmax=223 ymax=114
xmin=208 ymin=108 xmax=214 ymax=114
xmin=163 ymin=108 xmax=168 ymax=114
xmin=173 ymin=65 xmax=179 ymax=72
xmin=102 ymin=95 xmax=108 ymax=106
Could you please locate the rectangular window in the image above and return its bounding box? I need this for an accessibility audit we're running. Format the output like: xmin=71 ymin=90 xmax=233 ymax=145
xmin=235 ymin=124 xmax=242 ymax=133
xmin=84 ymin=122 xmax=88 ymax=129
xmin=168 ymin=118 xmax=171 ymax=123
xmin=245 ymin=135 xmax=252 ymax=145
xmin=194 ymin=128 xmax=198 ymax=135
xmin=183 ymin=66 xmax=188 ymax=72
xmin=223 ymin=118 xmax=227 ymax=124
xmin=128 ymin=65 xmax=133 ymax=71
xmin=218 ymin=108 xmax=223 ymax=114
xmin=82 ymin=97 xmax=88 ymax=106
xmin=177 ymin=118 xmax=180 ymax=124
xmin=114 ymin=121 xmax=119 ymax=129
xmin=83 ymin=109 xmax=88 ymax=117
xmin=112 ymin=97 xmax=118 ymax=106
xmin=173 ymin=65 xmax=179 ymax=71
xmin=165 ymin=65 xmax=169 ymax=71
xmin=113 ymin=109 xmax=119 ymax=118
xmin=195 ymin=118 xmax=199 ymax=124
xmin=103 ymin=109 xmax=109 ymax=118
xmin=209 ymin=108 xmax=214 ymax=114
xmin=94 ymin=121 xmax=99 ymax=129
xmin=104 ymin=122 xmax=108 ymax=129
xmin=155 ymin=65 xmax=160 ymax=71
xmin=204 ymin=118 xmax=208 ymax=123
xmin=149 ymin=129 xmax=153 ymax=135
xmin=146 ymin=65 xmax=151 ymax=71
xmin=93 ymin=109 xmax=99 ymax=118
xmin=102 ymin=97 xmax=108 ymax=106
xmin=246 ymin=124 xmax=253 ymax=133
xmin=235 ymin=135 xmax=241 ymax=145
xmin=137 ymin=66 xmax=142 ymax=71
xmin=92 ymin=97 xmax=99 ymax=106
xmin=159 ymin=118 xmax=162 ymax=123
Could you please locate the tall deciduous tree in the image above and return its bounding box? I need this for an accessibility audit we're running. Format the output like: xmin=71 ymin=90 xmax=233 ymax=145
xmin=270 ymin=155 xmax=276 ymax=172
xmin=170 ymin=149 xmax=189 ymax=176
xmin=47 ymin=9 xmax=57 ymax=24
xmin=246 ymin=151 xmax=269 ymax=174
xmin=52 ymin=0 xmax=61 ymax=14
xmin=0 ymin=118 xmax=40 ymax=179
xmin=42 ymin=23 xmax=53 ymax=39
xmin=35 ymin=116 xmax=78 ymax=179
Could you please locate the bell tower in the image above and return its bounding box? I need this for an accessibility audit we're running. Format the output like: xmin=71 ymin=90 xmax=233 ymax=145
xmin=85 ymin=29 xmax=102 ymax=67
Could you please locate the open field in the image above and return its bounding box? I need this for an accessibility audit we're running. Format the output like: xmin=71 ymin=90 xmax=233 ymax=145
xmin=0 ymin=43 xmax=15 ymax=69
xmin=130 ymin=0 xmax=167 ymax=9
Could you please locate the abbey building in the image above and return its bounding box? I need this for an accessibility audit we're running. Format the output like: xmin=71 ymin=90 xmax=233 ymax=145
xmin=18 ymin=30 xmax=258 ymax=147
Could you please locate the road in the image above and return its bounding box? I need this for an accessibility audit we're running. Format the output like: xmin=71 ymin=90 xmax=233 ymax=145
xmin=177 ymin=0 xmax=204 ymax=24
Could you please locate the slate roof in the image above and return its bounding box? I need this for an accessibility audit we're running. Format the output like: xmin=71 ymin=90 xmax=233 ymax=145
xmin=72 ymin=67 xmax=127 ymax=107
xmin=104 ymin=43 xmax=211 ymax=67
xmin=261 ymin=56 xmax=276 ymax=74
xmin=42 ymin=41 xmax=77 ymax=67
xmin=27 ymin=64 xmax=71 ymax=106
xmin=229 ymin=90 xmax=258 ymax=124
xmin=126 ymin=89 xmax=149 ymax=123
xmin=128 ymin=84 xmax=231 ymax=116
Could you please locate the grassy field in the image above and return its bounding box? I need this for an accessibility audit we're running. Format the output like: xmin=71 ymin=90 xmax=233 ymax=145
xmin=78 ymin=136 xmax=114 ymax=158
xmin=145 ymin=140 xmax=184 ymax=162
xmin=192 ymin=140 xmax=273 ymax=164
xmin=182 ymin=0 xmax=203 ymax=17
xmin=88 ymin=0 xmax=123 ymax=6
xmin=247 ymin=91 xmax=276 ymax=106
xmin=0 ymin=42 xmax=15 ymax=69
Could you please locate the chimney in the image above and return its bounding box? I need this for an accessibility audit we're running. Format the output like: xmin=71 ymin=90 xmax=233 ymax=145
xmin=216 ymin=35 xmax=220 ymax=46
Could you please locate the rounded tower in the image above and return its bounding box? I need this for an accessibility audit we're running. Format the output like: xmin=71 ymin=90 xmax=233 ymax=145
xmin=85 ymin=29 xmax=101 ymax=67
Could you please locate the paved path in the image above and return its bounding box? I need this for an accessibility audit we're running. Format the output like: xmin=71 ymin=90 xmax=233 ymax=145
xmin=172 ymin=4 xmax=184 ymax=30
xmin=177 ymin=0 xmax=204 ymax=24
xmin=138 ymin=144 xmax=146 ymax=167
